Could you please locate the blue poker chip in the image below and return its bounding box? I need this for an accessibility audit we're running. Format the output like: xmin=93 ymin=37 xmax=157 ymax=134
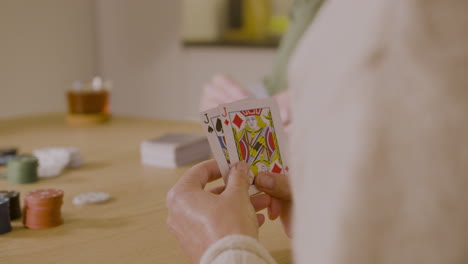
xmin=0 ymin=196 xmax=12 ymax=235
xmin=0 ymin=191 xmax=21 ymax=220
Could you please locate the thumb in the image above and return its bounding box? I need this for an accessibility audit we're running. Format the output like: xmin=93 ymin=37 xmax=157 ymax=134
xmin=255 ymin=172 xmax=292 ymax=201
xmin=225 ymin=161 xmax=250 ymax=195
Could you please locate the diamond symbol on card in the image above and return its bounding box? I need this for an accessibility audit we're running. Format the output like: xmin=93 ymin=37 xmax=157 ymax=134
xmin=224 ymin=119 xmax=229 ymax=126
xmin=233 ymin=114 xmax=244 ymax=128
xmin=285 ymin=166 xmax=289 ymax=172
xmin=272 ymin=164 xmax=282 ymax=174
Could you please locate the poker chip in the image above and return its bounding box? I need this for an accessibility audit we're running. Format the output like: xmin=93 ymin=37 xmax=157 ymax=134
xmin=0 ymin=147 xmax=17 ymax=166
xmin=73 ymin=192 xmax=110 ymax=205
xmin=33 ymin=148 xmax=70 ymax=178
xmin=0 ymin=191 xmax=21 ymax=220
xmin=25 ymin=189 xmax=64 ymax=202
xmin=7 ymin=155 xmax=39 ymax=184
xmin=65 ymin=147 xmax=84 ymax=169
xmin=33 ymin=147 xmax=84 ymax=178
xmin=0 ymin=148 xmax=17 ymax=156
xmin=23 ymin=189 xmax=64 ymax=230
xmin=0 ymin=196 xmax=12 ymax=235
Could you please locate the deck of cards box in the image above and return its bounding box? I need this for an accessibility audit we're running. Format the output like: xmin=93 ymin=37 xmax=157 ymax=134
xmin=201 ymin=98 xmax=289 ymax=195
xmin=140 ymin=133 xmax=211 ymax=168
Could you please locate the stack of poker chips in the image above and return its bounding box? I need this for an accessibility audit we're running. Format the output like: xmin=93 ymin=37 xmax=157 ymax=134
xmin=23 ymin=189 xmax=64 ymax=230
xmin=0 ymin=147 xmax=17 ymax=166
xmin=65 ymin=147 xmax=84 ymax=168
xmin=33 ymin=147 xmax=84 ymax=178
xmin=0 ymin=196 xmax=12 ymax=235
xmin=7 ymin=155 xmax=39 ymax=184
xmin=0 ymin=191 xmax=21 ymax=220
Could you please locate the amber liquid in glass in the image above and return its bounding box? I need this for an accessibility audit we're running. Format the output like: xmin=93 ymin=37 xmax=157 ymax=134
xmin=67 ymin=90 xmax=110 ymax=114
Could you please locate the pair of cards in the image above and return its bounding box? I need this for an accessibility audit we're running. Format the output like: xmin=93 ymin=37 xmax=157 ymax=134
xmin=200 ymin=98 xmax=289 ymax=195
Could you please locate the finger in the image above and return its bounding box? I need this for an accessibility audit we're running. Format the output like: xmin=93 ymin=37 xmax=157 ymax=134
xmin=250 ymin=193 xmax=270 ymax=212
xmin=268 ymin=197 xmax=281 ymax=220
xmin=255 ymin=172 xmax=292 ymax=200
xmin=257 ymin=214 xmax=265 ymax=227
xmin=224 ymin=161 xmax=250 ymax=196
xmin=209 ymin=185 xmax=226 ymax=195
xmin=279 ymin=107 xmax=290 ymax=126
xmin=178 ymin=160 xmax=222 ymax=189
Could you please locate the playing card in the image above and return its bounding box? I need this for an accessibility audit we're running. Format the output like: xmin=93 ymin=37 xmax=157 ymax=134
xmin=200 ymin=107 xmax=231 ymax=178
xmin=219 ymin=98 xmax=289 ymax=195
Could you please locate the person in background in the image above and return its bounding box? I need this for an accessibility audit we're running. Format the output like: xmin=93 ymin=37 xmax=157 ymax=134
xmin=168 ymin=1 xmax=468 ymax=264
xmin=200 ymin=0 xmax=325 ymax=134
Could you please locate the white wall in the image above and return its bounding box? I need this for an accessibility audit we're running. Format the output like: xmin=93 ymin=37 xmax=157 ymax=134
xmin=0 ymin=0 xmax=278 ymax=121
xmin=96 ymin=0 xmax=276 ymax=121
xmin=0 ymin=0 xmax=97 ymax=119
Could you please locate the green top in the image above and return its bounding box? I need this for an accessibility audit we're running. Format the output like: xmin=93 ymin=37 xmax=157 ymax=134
xmin=263 ymin=0 xmax=325 ymax=95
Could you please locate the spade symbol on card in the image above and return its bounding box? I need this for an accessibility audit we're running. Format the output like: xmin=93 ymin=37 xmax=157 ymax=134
xmin=216 ymin=118 xmax=223 ymax=133
xmin=208 ymin=126 xmax=214 ymax=133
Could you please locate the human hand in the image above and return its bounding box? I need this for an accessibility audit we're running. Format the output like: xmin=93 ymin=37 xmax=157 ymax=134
xmin=255 ymin=172 xmax=293 ymax=237
xmin=200 ymin=74 xmax=251 ymax=111
xmin=166 ymin=160 xmax=271 ymax=263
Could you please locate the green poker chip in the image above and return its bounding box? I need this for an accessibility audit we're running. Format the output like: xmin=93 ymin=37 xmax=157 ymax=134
xmin=7 ymin=155 xmax=39 ymax=184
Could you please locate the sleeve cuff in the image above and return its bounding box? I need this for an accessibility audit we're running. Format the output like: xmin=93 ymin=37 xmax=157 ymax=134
xmin=200 ymin=234 xmax=277 ymax=264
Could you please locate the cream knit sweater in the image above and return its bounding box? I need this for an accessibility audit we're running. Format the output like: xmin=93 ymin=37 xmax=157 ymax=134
xmin=201 ymin=0 xmax=468 ymax=263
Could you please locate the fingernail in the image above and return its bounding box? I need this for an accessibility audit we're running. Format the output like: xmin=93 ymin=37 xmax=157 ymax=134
xmin=257 ymin=173 xmax=275 ymax=190
xmin=234 ymin=161 xmax=249 ymax=175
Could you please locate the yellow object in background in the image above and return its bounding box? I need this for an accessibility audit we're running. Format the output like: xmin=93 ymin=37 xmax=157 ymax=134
xmin=224 ymin=0 xmax=271 ymax=42
xmin=269 ymin=15 xmax=289 ymax=37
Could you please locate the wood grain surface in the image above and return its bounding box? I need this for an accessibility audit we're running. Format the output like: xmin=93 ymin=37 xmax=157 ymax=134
xmin=0 ymin=114 xmax=291 ymax=263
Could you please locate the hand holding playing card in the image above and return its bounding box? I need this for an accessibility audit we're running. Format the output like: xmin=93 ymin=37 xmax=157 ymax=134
xmin=255 ymin=172 xmax=293 ymax=237
xmin=201 ymin=97 xmax=290 ymax=195
xmin=166 ymin=160 xmax=271 ymax=263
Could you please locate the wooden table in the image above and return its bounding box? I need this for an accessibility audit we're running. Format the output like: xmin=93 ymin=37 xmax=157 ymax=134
xmin=0 ymin=115 xmax=291 ymax=263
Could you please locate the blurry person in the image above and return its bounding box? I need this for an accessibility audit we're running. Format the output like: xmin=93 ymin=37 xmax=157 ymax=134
xmin=168 ymin=1 xmax=468 ymax=264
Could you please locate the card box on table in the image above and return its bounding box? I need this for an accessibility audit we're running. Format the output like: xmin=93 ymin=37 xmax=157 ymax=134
xmin=140 ymin=134 xmax=211 ymax=168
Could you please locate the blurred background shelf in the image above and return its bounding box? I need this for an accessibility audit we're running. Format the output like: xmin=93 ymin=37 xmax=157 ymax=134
xmin=182 ymin=0 xmax=289 ymax=49
xmin=1 ymin=0 xmax=292 ymax=122
xmin=183 ymin=39 xmax=280 ymax=49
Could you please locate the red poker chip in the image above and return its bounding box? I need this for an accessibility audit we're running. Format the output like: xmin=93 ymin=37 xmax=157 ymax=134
xmin=25 ymin=189 xmax=64 ymax=201
xmin=23 ymin=189 xmax=64 ymax=230
xmin=25 ymin=199 xmax=63 ymax=208
xmin=24 ymin=220 xmax=63 ymax=230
